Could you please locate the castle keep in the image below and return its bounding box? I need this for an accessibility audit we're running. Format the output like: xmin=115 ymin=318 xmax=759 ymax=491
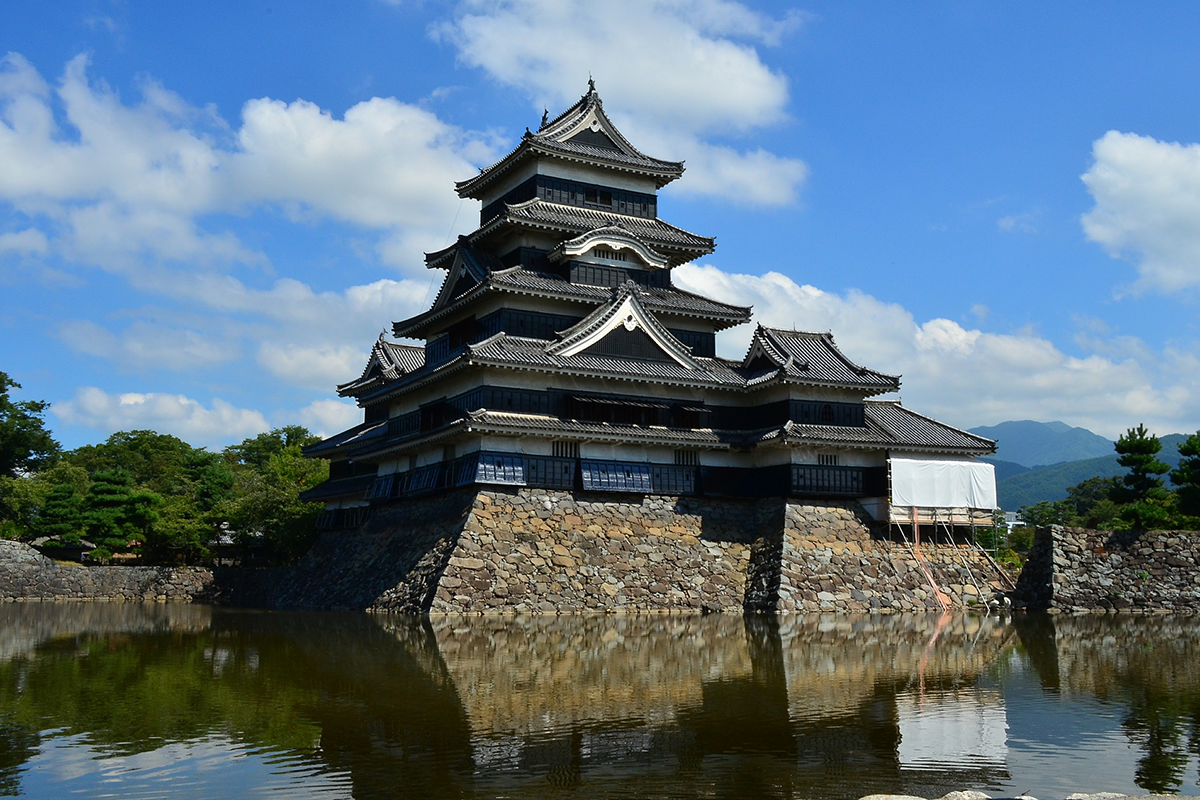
xmin=297 ymin=84 xmax=1002 ymax=613
xmin=307 ymin=83 xmax=994 ymax=519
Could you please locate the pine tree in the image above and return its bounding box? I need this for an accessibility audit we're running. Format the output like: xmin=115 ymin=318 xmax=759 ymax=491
xmin=37 ymin=482 xmax=85 ymax=545
xmin=1113 ymin=424 xmax=1173 ymax=530
xmin=1113 ymin=424 xmax=1170 ymax=502
xmin=1171 ymin=431 xmax=1200 ymax=517
xmin=81 ymin=468 xmax=161 ymax=560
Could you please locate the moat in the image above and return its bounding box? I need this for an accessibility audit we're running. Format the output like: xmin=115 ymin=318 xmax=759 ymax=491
xmin=2 ymin=604 xmax=1200 ymax=799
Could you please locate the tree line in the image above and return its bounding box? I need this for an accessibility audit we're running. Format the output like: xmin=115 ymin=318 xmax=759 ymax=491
xmin=1020 ymin=423 xmax=1200 ymax=531
xmin=0 ymin=371 xmax=328 ymax=565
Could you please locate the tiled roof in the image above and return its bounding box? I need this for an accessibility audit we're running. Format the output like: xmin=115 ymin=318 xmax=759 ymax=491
xmin=746 ymin=402 xmax=992 ymax=454
xmin=467 ymin=333 xmax=746 ymax=388
xmin=393 ymin=266 xmax=750 ymax=339
xmin=491 ymin=268 xmax=746 ymax=319
xmin=863 ymin=401 xmax=995 ymax=452
xmin=548 ymin=281 xmax=703 ymax=369
xmin=743 ymin=326 xmax=900 ymax=394
xmin=337 ymin=337 xmax=426 ymax=397
xmin=465 ymin=410 xmax=729 ymax=446
xmin=456 ymin=85 xmax=684 ymax=198
xmin=498 ymin=200 xmax=713 ymax=255
xmin=303 ymin=420 xmax=387 ymax=456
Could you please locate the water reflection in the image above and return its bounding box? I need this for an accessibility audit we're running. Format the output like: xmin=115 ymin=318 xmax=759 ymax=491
xmin=1 ymin=605 xmax=1200 ymax=797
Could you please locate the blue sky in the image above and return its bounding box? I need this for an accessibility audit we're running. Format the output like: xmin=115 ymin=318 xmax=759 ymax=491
xmin=2 ymin=1 xmax=1198 ymax=449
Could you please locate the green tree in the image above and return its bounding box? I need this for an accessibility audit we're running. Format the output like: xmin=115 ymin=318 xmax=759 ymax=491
xmin=1170 ymin=430 xmax=1200 ymax=518
xmin=1114 ymin=424 xmax=1171 ymax=502
xmin=0 ymin=462 xmax=89 ymax=541
xmin=35 ymin=480 xmax=88 ymax=545
xmin=67 ymin=430 xmax=203 ymax=494
xmin=219 ymin=428 xmax=328 ymax=564
xmin=0 ymin=371 xmax=59 ymax=478
xmin=1113 ymin=424 xmax=1173 ymax=529
xmin=81 ymin=469 xmax=162 ymax=560
xmin=1019 ymin=500 xmax=1071 ymax=528
xmin=1064 ymin=476 xmax=1122 ymax=529
xmin=224 ymin=425 xmax=320 ymax=471
xmin=64 ymin=431 xmax=235 ymax=563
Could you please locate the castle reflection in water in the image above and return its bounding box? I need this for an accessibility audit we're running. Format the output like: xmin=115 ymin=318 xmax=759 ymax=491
xmin=2 ymin=605 xmax=1200 ymax=798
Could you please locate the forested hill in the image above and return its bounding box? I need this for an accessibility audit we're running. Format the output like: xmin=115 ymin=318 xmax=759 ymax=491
xmin=968 ymin=420 xmax=1114 ymax=468
xmin=975 ymin=427 xmax=1190 ymax=510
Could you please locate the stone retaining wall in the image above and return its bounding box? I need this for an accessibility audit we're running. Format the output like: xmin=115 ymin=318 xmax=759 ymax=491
xmin=0 ymin=539 xmax=215 ymax=603
xmin=1013 ymin=526 xmax=1200 ymax=612
xmin=1 ymin=488 xmax=1010 ymax=613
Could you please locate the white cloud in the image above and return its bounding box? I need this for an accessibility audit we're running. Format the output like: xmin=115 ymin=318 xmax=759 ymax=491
xmin=1082 ymin=130 xmax=1200 ymax=294
xmin=0 ymin=227 xmax=47 ymax=255
xmin=53 ymin=387 xmax=269 ymax=448
xmin=997 ymin=212 xmax=1037 ymax=234
xmin=257 ymin=342 xmax=367 ymax=391
xmin=59 ymin=320 xmax=236 ymax=371
xmin=0 ymin=52 xmax=491 ymax=275
xmin=0 ymin=52 xmax=487 ymax=397
xmin=673 ymin=263 xmax=1199 ymax=439
xmin=434 ymin=0 xmax=807 ymax=205
xmin=296 ymin=399 xmax=363 ymax=439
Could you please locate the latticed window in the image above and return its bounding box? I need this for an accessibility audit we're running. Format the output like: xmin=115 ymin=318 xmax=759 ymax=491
xmin=553 ymin=441 xmax=580 ymax=458
xmin=818 ymin=453 xmax=840 ymax=466
xmin=674 ymin=450 xmax=699 ymax=466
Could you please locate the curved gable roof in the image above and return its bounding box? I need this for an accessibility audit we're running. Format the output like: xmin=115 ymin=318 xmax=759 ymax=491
xmin=456 ymin=83 xmax=685 ymax=199
xmin=741 ymin=325 xmax=900 ymax=394
xmin=337 ymin=334 xmax=425 ymax=397
xmin=548 ymin=281 xmax=702 ymax=370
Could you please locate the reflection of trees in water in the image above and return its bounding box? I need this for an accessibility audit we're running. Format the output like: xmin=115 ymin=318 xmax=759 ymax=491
xmin=0 ymin=606 xmax=475 ymax=799
xmin=0 ymin=717 xmax=38 ymax=795
xmin=1122 ymin=690 xmax=1193 ymax=793
xmin=1017 ymin=613 xmax=1200 ymax=794
xmin=0 ymin=606 xmax=1072 ymax=799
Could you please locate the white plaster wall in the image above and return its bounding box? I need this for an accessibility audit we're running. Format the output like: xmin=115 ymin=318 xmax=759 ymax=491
xmin=476 ymin=161 xmax=540 ymax=206
xmin=539 ymin=159 xmax=660 ymax=194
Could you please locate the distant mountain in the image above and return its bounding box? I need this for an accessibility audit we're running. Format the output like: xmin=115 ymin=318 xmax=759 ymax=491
xmin=997 ymin=455 xmax=1123 ymax=510
xmin=969 ymin=420 xmax=1114 ymax=468
xmin=980 ymin=457 xmax=1030 ymax=482
xmin=995 ymin=433 xmax=1191 ymax=510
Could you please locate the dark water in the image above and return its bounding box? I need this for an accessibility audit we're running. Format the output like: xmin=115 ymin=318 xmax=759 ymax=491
xmin=1 ymin=605 xmax=1200 ymax=799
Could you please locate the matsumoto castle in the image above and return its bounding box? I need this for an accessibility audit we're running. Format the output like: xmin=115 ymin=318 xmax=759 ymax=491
xmin=305 ymin=83 xmax=996 ymax=528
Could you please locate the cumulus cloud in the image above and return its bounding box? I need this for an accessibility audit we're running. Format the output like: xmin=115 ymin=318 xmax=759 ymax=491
xmin=0 ymin=227 xmax=47 ymax=255
xmin=60 ymin=320 xmax=236 ymax=371
xmin=0 ymin=52 xmax=490 ymax=275
xmin=296 ymin=399 xmax=363 ymax=439
xmin=257 ymin=342 xmax=367 ymax=391
xmin=53 ymin=387 xmax=269 ymax=448
xmin=673 ymin=263 xmax=1198 ymax=439
xmin=434 ymin=0 xmax=808 ymax=205
xmin=1082 ymin=130 xmax=1200 ymax=294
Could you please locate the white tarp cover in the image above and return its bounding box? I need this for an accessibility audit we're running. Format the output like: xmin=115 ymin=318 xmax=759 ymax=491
xmin=890 ymin=457 xmax=996 ymax=510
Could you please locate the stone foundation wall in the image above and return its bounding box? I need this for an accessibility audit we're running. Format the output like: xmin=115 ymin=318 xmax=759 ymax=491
xmin=772 ymin=503 xmax=1008 ymax=613
xmin=1013 ymin=526 xmax=1200 ymax=612
xmin=430 ymin=489 xmax=766 ymax=613
xmin=1 ymin=488 xmax=1011 ymax=613
xmin=0 ymin=540 xmax=215 ymax=603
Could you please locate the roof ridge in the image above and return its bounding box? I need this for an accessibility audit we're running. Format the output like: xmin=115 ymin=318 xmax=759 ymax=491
xmin=876 ymin=402 xmax=996 ymax=445
xmin=548 ymin=281 xmax=703 ymax=370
